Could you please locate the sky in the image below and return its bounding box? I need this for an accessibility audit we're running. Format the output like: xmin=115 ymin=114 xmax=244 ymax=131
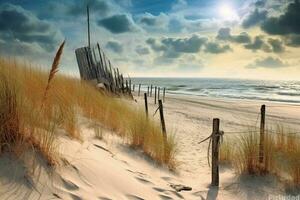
xmin=0 ymin=0 xmax=300 ymax=80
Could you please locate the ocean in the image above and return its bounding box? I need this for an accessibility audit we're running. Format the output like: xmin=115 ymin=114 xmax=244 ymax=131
xmin=131 ymin=78 xmax=300 ymax=104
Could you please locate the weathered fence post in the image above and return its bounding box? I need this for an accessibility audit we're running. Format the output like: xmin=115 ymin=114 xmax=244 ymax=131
xmin=211 ymin=118 xmax=220 ymax=187
xmin=144 ymin=93 xmax=148 ymax=118
xmin=158 ymin=87 xmax=160 ymax=100
xmin=163 ymin=87 xmax=166 ymax=102
xmin=158 ymin=100 xmax=166 ymax=138
xmin=138 ymin=84 xmax=141 ymax=96
xmin=129 ymin=79 xmax=131 ymax=93
xmin=147 ymin=86 xmax=149 ymax=97
xmin=150 ymin=85 xmax=153 ymax=97
xmin=154 ymin=86 xmax=157 ymax=104
xmin=133 ymin=84 xmax=135 ymax=92
xmin=259 ymin=105 xmax=266 ymax=164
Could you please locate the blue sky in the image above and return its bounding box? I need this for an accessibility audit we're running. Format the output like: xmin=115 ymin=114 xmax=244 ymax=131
xmin=0 ymin=0 xmax=299 ymax=80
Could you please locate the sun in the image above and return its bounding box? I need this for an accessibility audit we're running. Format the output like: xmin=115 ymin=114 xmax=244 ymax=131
xmin=218 ymin=4 xmax=239 ymax=20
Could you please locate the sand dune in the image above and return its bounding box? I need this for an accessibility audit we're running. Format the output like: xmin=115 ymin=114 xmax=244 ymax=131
xmin=1 ymin=94 xmax=299 ymax=199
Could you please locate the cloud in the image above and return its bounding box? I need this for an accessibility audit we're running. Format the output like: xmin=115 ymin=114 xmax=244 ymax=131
xmin=255 ymin=0 xmax=266 ymax=7
xmin=177 ymin=63 xmax=204 ymax=72
xmin=171 ymin=0 xmax=188 ymax=11
xmin=261 ymin=0 xmax=300 ymax=35
xmin=161 ymin=35 xmax=207 ymax=53
xmin=285 ymin=34 xmax=300 ymax=47
xmin=242 ymin=8 xmax=267 ymax=28
xmin=146 ymin=35 xmax=207 ymax=55
xmin=68 ymin=0 xmax=110 ymax=17
xmin=268 ymin=38 xmax=284 ymax=53
xmin=244 ymin=36 xmax=271 ymax=52
xmin=97 ymin=14 xmax=136 ymax=33
xmin=247 ymin=56 xmax=288 ymax=68
xmin=106 ymin=41 xmax=123 ymax=53
xmin=204 ymin=42 xmax=231 ymax=54
xmin=146 ymin=38 xmax=166 ymax=51
xmin=0 ymin=3 xmax=63 ymax=52
xmin=135 ymin=45 xmax=150 ymax=55
xmin=217 ymin=28 xmax=251 ymax=43
xmin=139 ymin=14 xmax=156 ymax=26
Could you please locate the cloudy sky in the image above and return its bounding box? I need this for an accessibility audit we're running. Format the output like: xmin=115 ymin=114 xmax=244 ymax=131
xmin=0 ymin=0 xmax=300 ymax=80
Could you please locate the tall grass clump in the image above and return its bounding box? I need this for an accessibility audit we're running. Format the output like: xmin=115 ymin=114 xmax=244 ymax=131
xmin=126 ymin=111 xmax=177 ymax=169
xmin=223 ymin=125 xmax=300 ymax=189
xmin=0 ymin=41 xmax=177 ymax=169
xmin=219 ymin=137 xmax=234 ymax=165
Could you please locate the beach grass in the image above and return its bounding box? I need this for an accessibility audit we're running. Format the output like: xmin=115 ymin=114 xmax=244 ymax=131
xmin=220 ymin=126 xmax=300 ymax=188
xmin=0 ymin=44 xmax=177 ymax=169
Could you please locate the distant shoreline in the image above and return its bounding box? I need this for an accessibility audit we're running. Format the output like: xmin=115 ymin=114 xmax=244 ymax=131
xmin=131 ymin=77 xmax=300 ymax=104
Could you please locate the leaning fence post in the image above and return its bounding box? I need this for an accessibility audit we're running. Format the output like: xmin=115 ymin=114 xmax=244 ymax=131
xmin=158 ymin=87 xmax=160 ymax=100
xmin=150 ymin=85 xmax=153 ymax=97
xmin=154 ymin=86 xmax=157 ymax=104
xmin=158 ymin=100 xmax=166 ymax=139
xmin=138 ymin=84 xmax=141 ymax=96
xmin=144 ymin=93 xmax=148 ymax=118
xmin=163 ymin=87 xmax=166 ymax=102
xmin=147 ymin=86 xmax=149 ymax=96
xmin=259 ymin=105 xmax=266 ymax=164
xmin=211 ymin=118 xmax=220 ymax=187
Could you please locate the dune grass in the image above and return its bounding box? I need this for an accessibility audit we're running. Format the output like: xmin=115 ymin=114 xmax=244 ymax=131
xmin=0 ymin=48 xmax=177 ymax=169
xmin=219 ymin=126 xmax=300 ymax=188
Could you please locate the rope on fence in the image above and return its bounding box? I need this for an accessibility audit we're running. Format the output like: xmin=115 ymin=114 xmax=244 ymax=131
xmin=198 ymin=131 xmax=224 ymax=167
xmin=153 ymin=104 xmax=160 ymax=116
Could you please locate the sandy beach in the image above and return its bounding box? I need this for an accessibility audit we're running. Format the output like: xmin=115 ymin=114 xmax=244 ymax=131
xmin=1 ymin=92 xmax=299 ymax=200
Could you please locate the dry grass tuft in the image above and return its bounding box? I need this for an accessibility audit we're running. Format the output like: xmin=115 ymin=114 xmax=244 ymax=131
xmin=42 ymin=40 xmax=65 ymax=107
xmin=0 ymin=40 xmax=177 ymax=169
xmin=219 ymin=137 xmax=234 ymax=165
xmin=223 ymin=126 xmax=300 ymax=188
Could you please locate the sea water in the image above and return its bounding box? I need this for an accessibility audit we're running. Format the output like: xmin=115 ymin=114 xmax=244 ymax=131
xmin=131 ymin=78 xmax=300 ymax=104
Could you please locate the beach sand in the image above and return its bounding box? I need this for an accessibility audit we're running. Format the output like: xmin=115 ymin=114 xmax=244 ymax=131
xmin=1 ymin=93 xmax=300 ymax=199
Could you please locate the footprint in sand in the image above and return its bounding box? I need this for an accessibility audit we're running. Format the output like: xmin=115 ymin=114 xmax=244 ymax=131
xmin=125 ymin=194 xmax=144 ymax=200
xmin=52 ymin=193 xmax=62 ymax=199
xmin=98 ymin=197 xmax=113 ymax=200
xmin=69 ymin=193 xmax=82 ymax=200
xmin=160 ymin=176 xmax=173 ymax=182
xmin=152 ymin=187 xmax=166 ymax=192
xmin=134 ymin=177 xmax=153 ymax=185
xmin=159 ymin=194 xmax=174 ymax=200
xmin=126 ymin=169 xmax=146 ymax=176
xmin=168 ymin=191 xmax=184 ymax=199
xmin=62 ymin=178 xmax=79 ymax=191
xmin=153 ymin=187 xmax=184 ymax=199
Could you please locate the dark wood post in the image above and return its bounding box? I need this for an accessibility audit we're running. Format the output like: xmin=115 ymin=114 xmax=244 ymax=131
xmin=158 ymin=87 xmax=160 ymax=100
xmin=150 ymin=85 xmax=153 ymax=97
xmin=154 ymin=86 xmax=157 ymax=104
xmin=163 ymin=87 xmax=166 ymax=102
xmin=158 ymin=100 xmax=166 ymax=138
xmin=129 ymin=79 xmax=131 ymax=93
xmin=133 ymin=84 xmax=135 ymax=92
xmin=211 ymin=118 xmax=220 ymax=187
xmin=147 ymin=86 xmax=149 ymax=96
xmin=259 ymin=105 xmax=266 ymax=164
xmin=125 ymin=80 xmax=128 ymax=92
xmin=138 ymin=84 xmax=141 ymax=96
xmin=144 ymin=93 xmax=148 ymax=118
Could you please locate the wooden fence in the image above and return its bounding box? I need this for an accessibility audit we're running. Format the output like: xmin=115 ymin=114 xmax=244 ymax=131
xmin=75 ymin=44 xmax=132 ymax=96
